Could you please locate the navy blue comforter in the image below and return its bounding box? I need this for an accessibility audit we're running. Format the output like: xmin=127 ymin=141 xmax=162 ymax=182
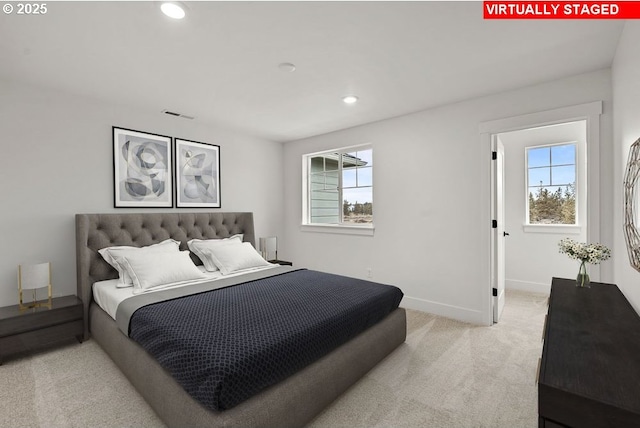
xmin=129 ymin=269 xmax=403 ymax=411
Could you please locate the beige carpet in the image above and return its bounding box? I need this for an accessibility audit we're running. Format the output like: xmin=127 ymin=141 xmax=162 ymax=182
xmin=0 ymin=290 xmax=547 ymax=427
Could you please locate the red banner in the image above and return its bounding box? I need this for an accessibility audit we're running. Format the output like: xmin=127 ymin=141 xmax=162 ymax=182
xmin=483 ymin=1 xmax=640 ymax=19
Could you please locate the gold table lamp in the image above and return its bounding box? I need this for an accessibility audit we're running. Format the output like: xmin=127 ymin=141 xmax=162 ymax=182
xmin=259 ymin=236 xmax=278 ymax=261
xmin=18 ymin=262 xmax=52 ymax=310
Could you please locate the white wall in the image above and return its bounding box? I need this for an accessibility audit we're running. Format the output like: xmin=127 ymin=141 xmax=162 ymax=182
xmin=501 ymin=122 xmax=587 ymax=293
xmin=282 ymin=69 xmax=613 ymax=325
xmin=0 ymin=78 xmax=284 ymax=307
xmin=612 ymin=22 xmax=640 ymax=314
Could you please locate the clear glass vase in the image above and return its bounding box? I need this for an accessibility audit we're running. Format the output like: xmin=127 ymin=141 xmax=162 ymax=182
xmin=576 ymin=261 xmax=590 ymax=288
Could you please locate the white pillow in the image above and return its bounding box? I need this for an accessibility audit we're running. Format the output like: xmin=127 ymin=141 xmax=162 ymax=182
xmin=202 ymin=242 xmax=272 ymax=275
xmin=98 ymin=239 xmax=181 ymax=287
xmin=187 ymin=234 xmax=243 ymax=272
xmin=121 ymin=251 xmax=207 ymax=294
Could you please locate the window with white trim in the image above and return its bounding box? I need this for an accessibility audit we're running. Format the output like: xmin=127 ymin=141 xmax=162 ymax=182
xmin=303 ymin=145 xmax=373 ymax=226
xmin=526 ymin=143 xmax=576 ymax=225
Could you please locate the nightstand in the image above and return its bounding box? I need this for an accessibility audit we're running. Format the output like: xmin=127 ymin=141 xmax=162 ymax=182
xmin=269 ymin=259 xmax=293 ymax=266
xmin=0 ymin=295 xmax=83 ymax=364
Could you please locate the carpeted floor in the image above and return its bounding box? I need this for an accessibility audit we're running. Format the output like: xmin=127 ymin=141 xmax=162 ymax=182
xmin=0 ymin=290 xmax=547 ymax=427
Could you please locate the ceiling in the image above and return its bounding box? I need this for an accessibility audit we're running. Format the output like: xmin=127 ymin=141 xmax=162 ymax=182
xmin=0 ymin=2 xmax=624 ymax=143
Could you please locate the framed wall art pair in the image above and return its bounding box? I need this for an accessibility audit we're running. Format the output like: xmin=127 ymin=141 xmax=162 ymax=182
xmin=113 ymin=126 xmax=221 ymax=208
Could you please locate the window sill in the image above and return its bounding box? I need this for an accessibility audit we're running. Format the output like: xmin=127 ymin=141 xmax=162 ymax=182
xmin=523 ymin=224 xmax=582 ymax=234
xmin=301 ymin=224 xmax=375 ymax=236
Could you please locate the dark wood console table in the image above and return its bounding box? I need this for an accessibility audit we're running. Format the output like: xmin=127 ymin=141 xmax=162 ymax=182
xmin=538 ymin=277 xmax=640 ymax=427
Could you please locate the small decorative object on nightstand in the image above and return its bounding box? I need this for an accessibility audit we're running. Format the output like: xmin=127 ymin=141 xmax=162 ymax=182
xmin=18 ymin=262 xmax=52 ymax=310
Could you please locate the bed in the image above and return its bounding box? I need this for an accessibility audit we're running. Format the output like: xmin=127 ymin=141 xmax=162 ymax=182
xmin=75 ymin=212 xmax=406 ymax=427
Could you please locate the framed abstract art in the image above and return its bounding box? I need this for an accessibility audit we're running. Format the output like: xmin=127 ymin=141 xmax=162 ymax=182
xmin=175 ymin=138 xmax=221 ymax=208
xmin=112 ymin=127 xmax=173 ymax=207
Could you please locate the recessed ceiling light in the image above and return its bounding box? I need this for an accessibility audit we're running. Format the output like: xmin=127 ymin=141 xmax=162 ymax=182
xmin=161 ymin=2 xmax=186 ymax=19
xmin=342 ymin=95 xmax=359 ymax=104
xmin=278 ymin=62 xmax=296 ymax=72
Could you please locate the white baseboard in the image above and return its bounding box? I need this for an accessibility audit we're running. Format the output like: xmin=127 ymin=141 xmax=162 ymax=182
xmin=400 ymin=296 xmax=486 ymax=325
xmin=505 ymin=279 xmax=550 ymax=294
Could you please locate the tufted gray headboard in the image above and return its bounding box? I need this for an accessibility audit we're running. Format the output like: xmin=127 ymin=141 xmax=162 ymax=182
xmin=75 ymin=212 xmax=255 ymax=339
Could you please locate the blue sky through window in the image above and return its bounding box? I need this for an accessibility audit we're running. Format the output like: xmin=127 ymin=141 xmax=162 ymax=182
xmin=528 ymin=147 xmax=549 ymax=168
xmin=342 ymin=149 xmax=373 ymax=203
xmin=527 ymin=143 xmax=576 ymax=188
xmin=551 ymin=144 xmax=575 ymax=165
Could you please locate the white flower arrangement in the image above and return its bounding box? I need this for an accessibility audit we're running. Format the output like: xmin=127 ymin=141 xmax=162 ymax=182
xmin=558 ymin=238 xmax=611 ymax=264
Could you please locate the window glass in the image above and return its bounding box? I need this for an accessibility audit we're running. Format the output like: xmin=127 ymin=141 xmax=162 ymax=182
xmin=358 ymin=167 xmax=373 ymax=187
xmin=305 ymin=146 xmax=373 ymax=225
xmin=551 ymin=144 xmax=575 ymax=165
xmin=342 ymin=169 xmax=357 ymax=187
xmin=527 ymin=147 xmax=549 ymax=168
xmin=551 ymin=165 xmax=575 ymax=184
xmin=529 ymin=168 xmax=550 ymax=186
xmin=527 ymin=143 xmax=576 ymax=225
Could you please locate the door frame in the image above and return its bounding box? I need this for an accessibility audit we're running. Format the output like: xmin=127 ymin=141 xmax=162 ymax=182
xmin=492 ymin=137 xmax=506 ymax=323
xmin=479 ymin=101 xmax=602 ymax=326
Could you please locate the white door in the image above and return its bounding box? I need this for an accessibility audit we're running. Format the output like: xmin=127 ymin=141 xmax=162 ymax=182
xmin=492 ymin=138 xmax=506 ymax=323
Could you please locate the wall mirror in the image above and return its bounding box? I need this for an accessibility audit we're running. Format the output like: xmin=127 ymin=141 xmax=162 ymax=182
xmin=624 ymin=136 xmax=640 ymax=272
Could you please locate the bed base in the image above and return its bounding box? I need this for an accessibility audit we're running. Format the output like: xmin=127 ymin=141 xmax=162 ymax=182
xmin=91 ymin=303 xmax=406 ymax=427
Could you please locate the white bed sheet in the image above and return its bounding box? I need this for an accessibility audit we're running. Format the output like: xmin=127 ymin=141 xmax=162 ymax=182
xmin=93 ymin=265 xmax=278 ymax=320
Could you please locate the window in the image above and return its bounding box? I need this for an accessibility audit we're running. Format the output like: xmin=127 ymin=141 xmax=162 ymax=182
xmin=526 ymin=143 xmax=576 ymax=225
xmin=304 ymin=145 xmax=373 ymax=227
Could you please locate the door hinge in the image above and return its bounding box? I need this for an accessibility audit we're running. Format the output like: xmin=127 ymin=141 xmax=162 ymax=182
xmin=492 ymin=151 xmax=497 ymax=160
xmin=492 ymin=219 xmax=497 ymax=228
xmin=493 ymin=288 xmax=498 ymax=297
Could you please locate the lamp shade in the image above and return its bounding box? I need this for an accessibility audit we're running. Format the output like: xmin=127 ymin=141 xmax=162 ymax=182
xmin=19 ymin=262 xmax=51 ymax=290
xmin=259 ymin=237 xmax=278 ymax=260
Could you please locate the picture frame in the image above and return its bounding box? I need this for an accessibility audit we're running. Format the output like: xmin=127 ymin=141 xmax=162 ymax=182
xmin=113 ymin=127 xmax=173 ymax=207
xmin=175 ymin=138 xmax=221 ymax=208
